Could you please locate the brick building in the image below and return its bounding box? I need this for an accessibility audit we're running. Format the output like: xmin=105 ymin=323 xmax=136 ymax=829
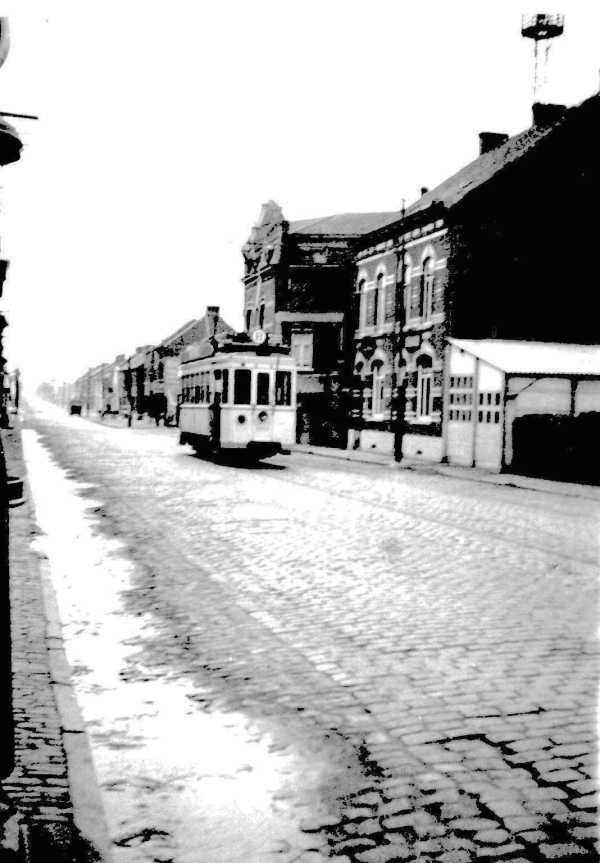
xmin=242 ymin=201 xmax=399 ymax=444
xmin=347 ymin=92 xmax=600 ymax=472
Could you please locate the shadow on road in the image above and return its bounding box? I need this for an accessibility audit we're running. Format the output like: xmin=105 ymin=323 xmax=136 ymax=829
xmin=183 ymin=451 xmax=287 ymax=471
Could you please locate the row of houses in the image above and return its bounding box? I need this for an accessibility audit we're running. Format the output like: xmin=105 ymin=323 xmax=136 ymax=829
xmin=65 ymin=92 xmax=600 ymax=481
xmin=240 ymin=93 xmax=600 ymax=481
xmin=67 ymin=306 xmax=234 ymax=424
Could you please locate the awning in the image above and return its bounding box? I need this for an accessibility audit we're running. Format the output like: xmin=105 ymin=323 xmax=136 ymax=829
xmin=449 ymin=339 xmax=600 ymax=377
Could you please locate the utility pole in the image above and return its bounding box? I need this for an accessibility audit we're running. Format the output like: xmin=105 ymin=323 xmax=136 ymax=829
xmin=392 ymin=201 xmax=407 ymax=462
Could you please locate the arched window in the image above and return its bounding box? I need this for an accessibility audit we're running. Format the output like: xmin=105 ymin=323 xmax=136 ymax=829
xmin=375 ymin=272 xmax=384 ymax=326
xmin=365 ymin=281 xmax=377 ymax=327
xmin=420 ymin=256 xmax=434 ymax=320
xmin=357 ymin=278 xmax=366 ymax=329
xmin=403 ymin=257 xmax=413 ymax=319
xmin=416 ymin=354 xmax=433 ymax=419
xmin=371 ymin=359 xmax=386 ymax=418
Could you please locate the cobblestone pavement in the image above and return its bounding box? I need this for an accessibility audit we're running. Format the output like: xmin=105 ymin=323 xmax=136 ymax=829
xmin=25 ymin=404 xmax=599 ymax=863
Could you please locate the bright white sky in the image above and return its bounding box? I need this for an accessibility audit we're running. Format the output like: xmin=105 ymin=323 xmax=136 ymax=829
xmin=0 ymin=1 xmax=598 ymax=388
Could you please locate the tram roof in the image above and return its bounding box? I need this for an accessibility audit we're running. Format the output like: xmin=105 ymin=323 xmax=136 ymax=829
xmin=181 ymin=336 xmax=291 ymax=365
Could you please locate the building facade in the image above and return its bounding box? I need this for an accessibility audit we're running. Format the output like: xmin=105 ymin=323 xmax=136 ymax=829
xmin=242 ymin=201 xmax=399 ymax=444
xmin=347 ymin=92 xmax=600 ymax=470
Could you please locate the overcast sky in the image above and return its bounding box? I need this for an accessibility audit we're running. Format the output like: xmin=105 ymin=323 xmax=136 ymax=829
xmin=0 ymin=1 xmax=598 ymax=387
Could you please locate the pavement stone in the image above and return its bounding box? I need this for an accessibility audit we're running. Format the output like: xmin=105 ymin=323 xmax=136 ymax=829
xmin=22 ymin=406 xmax=600 ymax=863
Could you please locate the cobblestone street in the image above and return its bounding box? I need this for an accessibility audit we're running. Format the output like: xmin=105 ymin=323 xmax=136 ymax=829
xmin=24 ymin=402 xmax=599 ymax=863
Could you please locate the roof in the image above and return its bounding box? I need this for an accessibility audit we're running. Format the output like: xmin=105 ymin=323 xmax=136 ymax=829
xmin=289 ymin=212 xmax=401 ymax=236
xmin=449 ymin=339 xmax=600 ymax=377
xmin=407 ymin=125 xmax=553 ymax=218
xmin=160 ymin=319 xmax=197 ymax=347
xmin=407 ymin=95 xmax=600 ymax=219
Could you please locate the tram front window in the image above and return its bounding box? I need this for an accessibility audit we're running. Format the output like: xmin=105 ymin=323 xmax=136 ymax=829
xmin=275 ymin=371 xmax=292 ymax=406
xmin=234 ymin=369 xmax=251 ymax=405
xmin=257 ymin=372 xmax=270 ymax=405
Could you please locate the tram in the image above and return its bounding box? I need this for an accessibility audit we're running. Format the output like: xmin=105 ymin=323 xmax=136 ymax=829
xmin=178 ymin=331 xmax=297 ymax=460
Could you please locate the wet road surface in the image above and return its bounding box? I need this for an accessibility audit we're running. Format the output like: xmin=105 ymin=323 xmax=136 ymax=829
xmin=23 ymin=401 xmax=599 ymax=862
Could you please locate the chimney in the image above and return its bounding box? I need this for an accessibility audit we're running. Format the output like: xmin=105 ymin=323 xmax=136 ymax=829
xmin=420 ymin=186 xmax=429 ymax=196
xmin=206 ymin=305 xmax=220 ymax=336
xmin=479 ymin=131 xmax=509 ymax=155
xmin=532 ymin=102 xmax=567 ymax=127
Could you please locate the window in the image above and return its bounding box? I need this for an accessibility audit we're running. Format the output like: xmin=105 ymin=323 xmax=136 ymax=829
xmin=275 ymin=371 xmax=292 ymax=405
xmin=375 ymin=273 xmax=384 ymax=326
xmin=357 ymin=278 xmax=366 ymax=329
xmin=291 ymin=332 xmax=313 ymax=368
xmin=371 ymin=360 xmax=386 ymax=417
xmin=404 ymin=259 xmax=415 ymax=319
xmin=259 ymin=302 xmax=265 ymax=329
xmin=222 ymin=369 xmax=229 ymax=404
xmin=234 ymin=369 xmax=251 ymax=404
xmin=449 ymin=375 xmax=473 ymax=421
xmin=477 ymin=391 xmax=502 ymax=424
xmin=420 ymin=257 xmax=434 ymax=320
xmin=257 ymin=372 xmax=270 ymax=405
xmin=384 ymin=276 xmax=396 ymax=321
xmin=245 ymin=309 xmax=252 ymax=331
xmin=365 ymin=287 xmax=376 ymax=327
xmin=416 ymin=355 xmax=433 ymax=419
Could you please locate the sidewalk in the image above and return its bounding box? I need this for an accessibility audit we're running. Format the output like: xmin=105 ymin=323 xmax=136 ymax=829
xmin=292 ymin=442 xmax=600 ymax=501
xmin=0 ymin=417 xmax=112 ymax=862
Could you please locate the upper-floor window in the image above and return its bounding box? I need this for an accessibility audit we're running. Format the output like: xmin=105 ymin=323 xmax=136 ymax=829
xmin=384 ymin=275 xmax=395 ymax=321
xmin=375 ymin=272 xmax=384 ymax=326
xmin=291 ymin=332 xmax=313 ymax=368
xmin=357 ymin=278 xmax=366 ymax=329
xmin=258 ymin=302 xmax=265 ymax=329
xmin=245 ymin=309 xmax=252 ymax=331
xmin=419 ymin=256 xmax=434 ymax=320
xmin=365 ymin=284 xmax=377 ymax=328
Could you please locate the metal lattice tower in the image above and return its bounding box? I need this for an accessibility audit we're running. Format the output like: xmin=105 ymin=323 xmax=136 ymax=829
xmin=521 ymin=13 xmax=564 ymax=102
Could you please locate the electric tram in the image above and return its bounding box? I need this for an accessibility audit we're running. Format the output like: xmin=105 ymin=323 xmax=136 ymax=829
xmin=178 ymin=330 xmax=297 ymax=460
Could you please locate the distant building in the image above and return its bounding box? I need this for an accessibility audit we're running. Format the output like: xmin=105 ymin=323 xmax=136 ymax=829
xmin=147 ymin=306 xmax=234 ymax=423
xmin=123 ymin=345 xmax=153 ymax=419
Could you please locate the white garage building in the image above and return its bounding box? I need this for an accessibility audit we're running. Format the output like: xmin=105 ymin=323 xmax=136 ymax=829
xmin=444 ymin=339 xmax=600 ymax=473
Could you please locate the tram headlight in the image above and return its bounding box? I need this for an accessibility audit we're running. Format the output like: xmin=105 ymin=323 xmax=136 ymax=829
xmin=258 ymin=411 xmax=268 ymax=423
xmin=237 ymin=414 xmax=246 ymax=424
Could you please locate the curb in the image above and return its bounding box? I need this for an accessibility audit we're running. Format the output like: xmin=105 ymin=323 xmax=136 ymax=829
xmin=38 ymin=554 xmax=114 ymax=863
xmin=3 ymin=420 xmax=113 ymax=862
xmin=291 ymin=445 xmax=600 ymax=501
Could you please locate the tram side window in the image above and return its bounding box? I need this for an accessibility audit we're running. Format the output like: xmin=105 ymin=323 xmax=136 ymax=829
xmin=194 ymin=374 xmax=200 ymax=404
xmin=222 ymin=369 xmax=229 ymax=404
xmin=257 ymin=372 xmax=270 ymax=405
xmin=275 ymin=371 xmax=292 ymax=406
xmin=234 ymin=369 xmax=251 ymax=405
xmin=206 ymin=373 xmax=211 ymax=404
